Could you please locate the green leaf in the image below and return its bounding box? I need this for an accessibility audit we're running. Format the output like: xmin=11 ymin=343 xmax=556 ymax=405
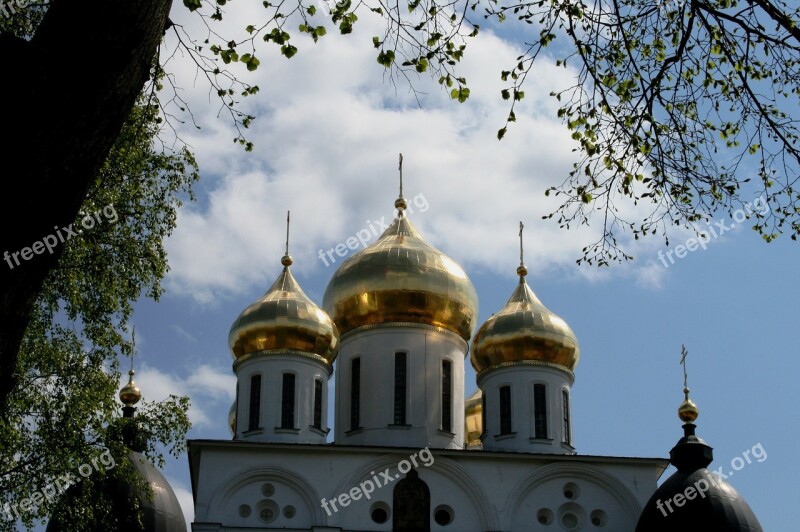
xmin=281 ymin=44 xmax=298 ymax=58
xmin=183 ymin=0 xmax=202 ymax=10
xmin=450 ymin=87 xmax=470 ymax=103
xmin=246 ymin=55 xmax=260 ymax=71
xmin=377 ymin=50 xmax=395 ymax=67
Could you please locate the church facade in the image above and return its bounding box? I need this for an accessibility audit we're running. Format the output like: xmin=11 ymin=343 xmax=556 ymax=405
xmin=186 ymin=180 xmax=758 ymax=531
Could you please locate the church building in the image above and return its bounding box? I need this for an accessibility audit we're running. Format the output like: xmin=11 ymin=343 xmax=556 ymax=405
xmin=186 ymin=165 xmax=762 ymax=531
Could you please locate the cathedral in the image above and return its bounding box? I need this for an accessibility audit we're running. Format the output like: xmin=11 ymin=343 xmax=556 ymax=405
xmin=185 ymin=166 xmax=763 ymax=531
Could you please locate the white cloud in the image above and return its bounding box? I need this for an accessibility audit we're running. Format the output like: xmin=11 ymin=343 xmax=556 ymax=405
xmin=123 ymin=364 xmax=235 ymax=428
xmin=187 ymin=365 xmax=237 ymax=401
xmin=633 ymin=260 xmax=668 ymax=290
xmin=171 ymin=483 xmax=194 ymax=532
xmin=162 ymin=3 xmax=669 ymax=301
xmin=170 ymin=324 xmax=198 ymax=343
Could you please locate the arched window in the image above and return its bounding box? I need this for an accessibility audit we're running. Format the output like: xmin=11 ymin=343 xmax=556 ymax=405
xmin=481 ymin=389 xmax=487 ymax=439
xmin=393 ymin=469 xmax=430 ymax=532
xmin=281 ymin=373 xmax=296 ymax=429
xmin=534 ymin=383 xmax=547 ymax=439
xmin=350 ymin=357 xmax=361 ymax=430
xmin=441 ymin=360 xmax=452 ymax=432
xmin=562 ymin=388 xmax=571 ymax=445
xmin=313 ymin=379 xmax=323 ymax=430
xmin=499 ymin=385 xmax=512 ymax=435
xmin=248 ymin=374 xmax=261 ymax=431
xmin=394 ymin=352 xmax=407 ymax=425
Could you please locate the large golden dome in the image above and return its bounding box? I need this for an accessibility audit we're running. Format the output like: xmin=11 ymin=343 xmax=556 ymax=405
xmin=470 ymin=234 xmax=579 ymax=375
xmin=229 ymin=254 xmax=339 ymax=365
xmin=322 ymin=197 xmax=478 ymax=341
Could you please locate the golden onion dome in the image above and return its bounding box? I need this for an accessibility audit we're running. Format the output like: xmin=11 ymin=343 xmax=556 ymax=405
xmin=119 ymin=369 xmax=142 ymax=406
xmin=322 ymin=196 xmax=478 ymax=341
xmin=229 ymin=401 xmax=237 ymax=437
xmin=678 ymin=386 xmax=699 ymax=423
xmin=471 ymin=225 xmax=579 ymax=375
xmin=464 ymin=388 xmax=483 ymax=447
xmin=228 ymin=253 xmax=339 ymax=365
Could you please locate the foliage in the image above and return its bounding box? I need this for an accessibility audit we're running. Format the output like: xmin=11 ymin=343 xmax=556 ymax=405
xmin=0 ymin=98 xmax=196 ymax=530
xmin=493 ymin=0 xmax=800 ymax=263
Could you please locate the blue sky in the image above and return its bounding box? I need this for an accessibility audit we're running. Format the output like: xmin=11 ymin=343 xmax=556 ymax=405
xmin=81 ymin=3 xmax=800 ymax=529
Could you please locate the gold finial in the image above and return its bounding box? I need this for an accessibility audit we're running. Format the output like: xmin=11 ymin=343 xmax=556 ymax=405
xmin=516 ymin=221 xmax=528 ymax=278
xmin=395 ymin=153 xmax=408 ymax=215
xmin=119 ymin=328 xmax=142 ymax=407
xmin=281 ymin=210 xmax=293 ymax=267
xmin=677 ymin=344 xmax=699 ymax=423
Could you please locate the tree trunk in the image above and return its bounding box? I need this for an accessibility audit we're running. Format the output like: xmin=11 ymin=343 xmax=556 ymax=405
xmin=0 ymin=0 xmax=173 ymax=412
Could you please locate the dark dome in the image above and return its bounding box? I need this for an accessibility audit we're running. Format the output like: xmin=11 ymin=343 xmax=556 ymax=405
xmin=47 ymin=451 xmax=186 ymax=532
xmin=636 ymin=425 xmax=762 ymax=531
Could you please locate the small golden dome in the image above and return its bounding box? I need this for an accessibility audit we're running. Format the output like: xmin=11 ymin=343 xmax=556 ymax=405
xmin=228 ymin=401 xmax=237 ymax=437
xmin=119 ymin=369 xmax=142 ymax=406
xmin=322 ymin=206 xmax=478 ymax=341
xmin=678 ymin=386 xmax=699 ymax=423
xmin=464 ymin=388 xmax=483 ymax=447
xmin=229 ymin=254 xmax=339 ymax=365
xmin=471 ymin=273 xmax=579 ymax=375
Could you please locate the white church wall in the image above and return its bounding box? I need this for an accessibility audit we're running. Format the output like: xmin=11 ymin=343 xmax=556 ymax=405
xmin=333 ymin=325 xmax=468 ymax=449
xmin=234 ymin=354 xmax=331 ymax=443
xmin=189 ymin=441 xmax=666 ymax=531
xmin=479 ymin=364 xmax=574 ymax=454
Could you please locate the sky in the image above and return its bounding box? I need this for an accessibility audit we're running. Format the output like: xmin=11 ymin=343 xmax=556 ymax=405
xmin=46 ymin=1 xmax=800 ymax=529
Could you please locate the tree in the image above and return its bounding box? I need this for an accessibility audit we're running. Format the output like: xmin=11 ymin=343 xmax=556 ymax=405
xmin=0 ymin=98 xmax=195 ymax=530
xmin=0 ymin=0 xmax=174 ymax=412
xmin=489 ymin=0 xmax=800 ymax=263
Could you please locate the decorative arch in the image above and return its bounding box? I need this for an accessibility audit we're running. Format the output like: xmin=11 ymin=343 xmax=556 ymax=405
xmin=205 ymin=465 xmax=325 ymax=524
xmin=328 ymin=453 xmax=499 ymax=530
xmin=503 ymin=461 xmax=642 ymax=527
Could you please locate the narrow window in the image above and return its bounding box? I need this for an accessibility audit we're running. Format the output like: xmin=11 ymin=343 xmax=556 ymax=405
xmin=481 ymin=389 xmax=487 ymax=438
xmin=499 ymin=385 xmax=512 ymax=435
xmin=394 ymin=352 xmax=407 ymax=425
xmin=534 ymin=384 xmax=548 ymax=439
xmin=562 ymin=389 xmax=571 ymax=445
xmin=248 ymin=375 xmax=261 ymax=431
xmin=441 ymin=360 xmax=452 ymax=432
xmin=281 ymin=373 xmax=295 ymax=429
xmin=234 ymin=381 xmax=240 ymax=434
xmin=313 ymin=379 xmax=323 ymax=430
xmin=350 ymin=358 xmax=361 ymax=430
